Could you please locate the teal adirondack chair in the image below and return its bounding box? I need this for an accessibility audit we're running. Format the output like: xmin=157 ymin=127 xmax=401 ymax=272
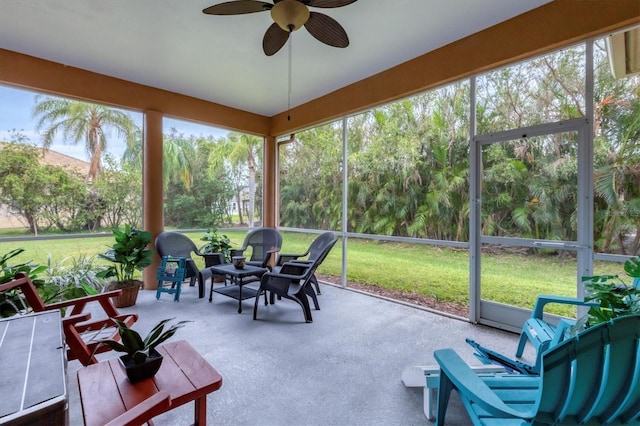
xmin=513 ymin=276 xmax=640 ymax=373
xmin=468 ymin=277 xmax=640 ymax=375
xmin=466 ymin=295 xmax=597 ymax=375
xmin=434 ymin=314 xmax=640 ymax=425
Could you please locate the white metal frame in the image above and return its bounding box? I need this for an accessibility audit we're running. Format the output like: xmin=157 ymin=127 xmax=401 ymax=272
xmin=470 ymin=119 xmax=592 ymax=331
xmin=468 ymin=40 xmax=595 ymax=331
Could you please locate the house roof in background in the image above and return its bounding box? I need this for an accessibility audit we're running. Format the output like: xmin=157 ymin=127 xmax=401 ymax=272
xmin=0 ymin=142 xmax=90 ymax=177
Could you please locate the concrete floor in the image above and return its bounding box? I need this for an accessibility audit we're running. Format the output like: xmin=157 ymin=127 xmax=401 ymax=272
xmin=67 ymin=280 xmax=521 ymax=425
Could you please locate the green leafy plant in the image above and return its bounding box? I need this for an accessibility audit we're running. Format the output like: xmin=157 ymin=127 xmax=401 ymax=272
xmin=199 ymin=227 xmax=232 ymax=262
xmin=97 ymin=225 xmax=154 ymax=285
xmin=45 ymin=254 xmax=105 ymax=295
xmin=98 ymin=318 xmax=190 ymax=364
xmin=1 ymin=248 xmax=48 ymax=317
xmin=582 ymin=255 xmax=640 ymax=326
xmin=1 ymin=248 xmax=46 ymax=284
xmin=1 ymin=248 xmax=99 ymax=316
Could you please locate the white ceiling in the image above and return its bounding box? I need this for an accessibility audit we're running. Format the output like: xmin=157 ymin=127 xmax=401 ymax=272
xmin=0 ymin=0 xmax=550 ymax=117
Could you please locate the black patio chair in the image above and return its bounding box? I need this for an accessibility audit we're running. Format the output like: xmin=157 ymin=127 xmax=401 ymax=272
xmin=155 ymin=231 xmax=223 ymax=298
xmin=273 ymin=231 xmax=337 ymax=297
xmin=230 ymin=228 xmax=283 ymax=270
xmin=254 ymin=232 xmax=337 ymax=323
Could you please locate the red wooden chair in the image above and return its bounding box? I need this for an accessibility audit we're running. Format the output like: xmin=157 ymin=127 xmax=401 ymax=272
xmin=0 ymin=272 xmax=138 ymax=366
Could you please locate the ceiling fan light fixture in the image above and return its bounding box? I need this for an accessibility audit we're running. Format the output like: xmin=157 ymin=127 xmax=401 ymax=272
xmin=271 ymin=0 xmax=310 ymax=32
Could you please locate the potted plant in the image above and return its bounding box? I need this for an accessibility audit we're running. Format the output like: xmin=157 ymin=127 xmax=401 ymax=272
xmin=581 ymin=255 xmax=640 ymax=326
xmin=200 ymin=227 xmax=232 ymax=265
xmin=97 ymin=317 xmax=190 ymax=383
xmin=97 ymin=224 xmax=154 ymax=307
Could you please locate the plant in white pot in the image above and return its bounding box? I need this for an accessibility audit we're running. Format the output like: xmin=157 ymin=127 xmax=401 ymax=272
xmin=98 ymin=317 xmax=190 ymax=383
xmin=97 ymin=225 xmax=154 ymax=307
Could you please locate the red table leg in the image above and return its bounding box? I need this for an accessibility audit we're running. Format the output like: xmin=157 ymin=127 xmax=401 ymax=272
xmin=194 ymin=396 xmax=207 ymax=425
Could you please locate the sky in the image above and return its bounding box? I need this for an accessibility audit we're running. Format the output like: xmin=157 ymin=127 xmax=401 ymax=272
xmin=0 ymin=85 xmax=229 ymax=162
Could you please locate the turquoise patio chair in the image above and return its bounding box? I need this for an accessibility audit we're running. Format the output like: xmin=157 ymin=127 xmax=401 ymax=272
xmin=513 ymin=276 xmax=640 ymax=373
xmin=468 ymin=276 xmax=640 ymax=375
xmin=434 ymin=314 xmax=640 ymax=425
xmin=467 ymin=294 xmax=597 ymax=375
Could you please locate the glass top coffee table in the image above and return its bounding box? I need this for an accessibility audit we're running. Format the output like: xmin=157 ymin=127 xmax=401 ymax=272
xmin=208 ymin=263 xmax=268 ymax=313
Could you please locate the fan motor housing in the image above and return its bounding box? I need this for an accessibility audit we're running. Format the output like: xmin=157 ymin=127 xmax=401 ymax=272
xmin=271 ymin=0 xmax=310 ymax=32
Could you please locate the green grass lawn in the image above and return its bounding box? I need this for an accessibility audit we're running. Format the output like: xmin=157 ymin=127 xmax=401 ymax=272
xmin=3 ymin=230 xmax=587 ymax=316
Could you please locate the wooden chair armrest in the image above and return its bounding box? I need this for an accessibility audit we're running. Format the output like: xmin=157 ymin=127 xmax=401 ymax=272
xmin=0 ymin=279 xmax=24 ymax=292
xmin=434 ymin=349 xmax=528 ymax=419
xmin=61 ymin=313 xmax=92 ymax=326
xmin=44 ymin=290 xmax=122 ymax=310
xmin=68 ymin=313 xmax=137 ymax=333
xmin=104 ymin=391 xmax=171 ymax=426
xmin=45 ymin=290 xmax=123 ymax=317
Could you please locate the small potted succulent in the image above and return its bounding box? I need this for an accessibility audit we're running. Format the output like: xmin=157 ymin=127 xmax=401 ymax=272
xmin=200 ymin=227 xmax=232 ymax=265
xmin=97 ymin=225 xmax=154 ymax=307
xmin=97 ymin=317 xmax=190 ymax=383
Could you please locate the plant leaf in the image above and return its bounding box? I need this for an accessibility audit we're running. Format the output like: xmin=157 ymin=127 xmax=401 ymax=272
xmin=624 ymin=255 xmax=640 ymax=278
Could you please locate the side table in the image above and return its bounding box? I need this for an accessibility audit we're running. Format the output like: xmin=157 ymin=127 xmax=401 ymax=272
xmin=209 ymin=263 xmax=268 ymax=313
xmin=77 ymin=340 xmax=222 ymax=426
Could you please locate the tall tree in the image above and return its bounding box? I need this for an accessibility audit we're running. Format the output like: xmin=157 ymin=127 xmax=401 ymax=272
xmin=209 ymin=133 xmax=262 ymax=227
xmin=0 ymin=143 xmax=86 ymax=234
xmin=122 ymin=127 xmax=195 ymax=191
xmin=33 ymin=96 xmax=138 ymax=182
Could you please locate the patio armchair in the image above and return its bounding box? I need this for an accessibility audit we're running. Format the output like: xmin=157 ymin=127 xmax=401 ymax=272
xmin=155 ymin=231 xmax=221 ymax=298
xmin=254 ymin=232 xmax=337 ymax=323
xmin=253 ymin=262 xmax=315 ymax=323
xmin=468 ymin=276 xmax=640 ymax=375
xmin=466 ymin=294 xmax=598 ymax=374
xmin=514 ymin=294 xmax=599 ymax=369
xmin=230 ymin=228 xmax=282 ymax=270
xmin=0 ymin=272 xmax=138 ymax=366
xmin=274 ymin=231 xmax=337 ymax=296
xmin=434 ymin=314 xmax=640 ymax=425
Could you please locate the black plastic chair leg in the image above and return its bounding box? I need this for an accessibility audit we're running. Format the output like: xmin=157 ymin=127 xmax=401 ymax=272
xmin=253 ymin=288 xmax=263 ymax=320
xmin=305 ymin=286 xmax=320 ymax=310
xmin=198 ymin=279 xmax=204 ymax=298
xmin=293 ymin=289 xmax=313 ymax=323
xmin=311 ymin=276 xmax=321 ymax=295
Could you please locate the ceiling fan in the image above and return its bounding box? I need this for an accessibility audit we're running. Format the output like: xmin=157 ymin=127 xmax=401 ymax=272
xmin=203 ymin=0 xmax=358 ymax=56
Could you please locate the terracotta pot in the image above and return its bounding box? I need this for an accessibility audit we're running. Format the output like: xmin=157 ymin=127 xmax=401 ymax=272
xmin=107 ymin=280 xmax=141 ymax=308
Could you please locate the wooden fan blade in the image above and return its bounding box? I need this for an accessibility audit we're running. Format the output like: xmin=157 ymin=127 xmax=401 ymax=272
xmin=263 ymin=22 xmax=290 ymax=56
xmin=307 ymin=0 xmax=357 ymax=8
xmin=304 ymin=12 xmax=349 ymax=48
xmin=203 ymin=0 xmax=272 ymax=15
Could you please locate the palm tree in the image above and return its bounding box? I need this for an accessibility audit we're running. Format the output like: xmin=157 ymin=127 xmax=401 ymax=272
xmin=33 ymin=96 xmax=138 ymax=182
xmin=209 ymin=133 xmax=262 ymax=227
xmin=122 ymin=128 xmax=195 ymax=191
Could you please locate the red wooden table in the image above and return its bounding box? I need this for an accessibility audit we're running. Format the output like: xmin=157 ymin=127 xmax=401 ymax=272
xmin=77 ymin=340 xmax=222 ymax=426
